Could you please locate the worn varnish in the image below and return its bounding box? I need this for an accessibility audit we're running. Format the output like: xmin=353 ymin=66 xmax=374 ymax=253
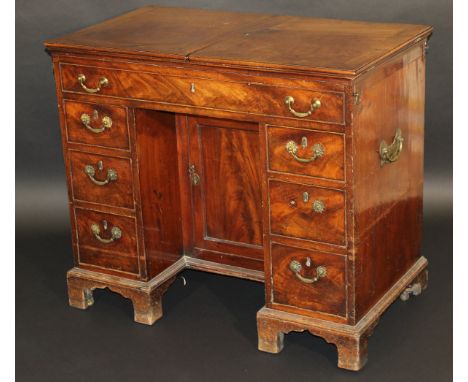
xmin=45 ymin=6 xmax=432 ymax=371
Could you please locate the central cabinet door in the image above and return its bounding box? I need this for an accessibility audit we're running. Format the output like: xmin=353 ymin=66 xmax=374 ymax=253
xmin=188 ymin=117 xmax=264 ymax=265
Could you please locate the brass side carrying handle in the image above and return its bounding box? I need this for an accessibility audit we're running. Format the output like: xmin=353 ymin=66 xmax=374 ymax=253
xmin=286 ymin=136 xmax=325 ymax=163
xmin=84 ymin=160 xmax=117 ymax=186
xmin=90 ymin=221 xmax=122 ymax=244
xmin=289 ymin=260 xmax=327 ymax=284
xmin=77 ymin=74 xmax=109 ymax=94
xmin=379 ymin=128 xmax=404 ymax=166
xmin=284 ymin=96 xmax=321 ymax=118
xmin=80 ymin=110 xmax=112 ymax=134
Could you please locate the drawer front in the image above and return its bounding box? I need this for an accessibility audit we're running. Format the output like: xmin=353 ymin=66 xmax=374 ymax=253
xmin=271 ymin=244 xmax=347 ymax=317
xmin=269 ymin=180 xmax=345 ymax=246
xmin=64 ymin=100 xmax=129 ymax=150
xmin=60 ymin=64 xmax=344 ymax=124
xmin=267 ymin=126 xmax=345 ymax=180
xmin=75 ymin=208 xmax=139 ymax=274
xmin=69 ymin=151 xmax=134 ymax=209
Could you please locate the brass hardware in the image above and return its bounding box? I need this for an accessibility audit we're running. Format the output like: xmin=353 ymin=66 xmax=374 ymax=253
xmin=379 ymin=128 xmax=404 ymax=166
xmin=353 ymin=92 xmax=361 ymax=105
xmin=84 ymin=290 xmax=94 ymax=307
xmin=289 ymin=260 xmax=327 ymax=284
xmin=77 ymin=73 xmax=109 ymax=93
xmin=190 ymin=83 xmax=196 ymax=93
xmin=400 ymin=283 xmax=423 ymax=301
xmin=84 ymin=160 xmax=118 ymax=186
xmin=90 ymin=220 xmax=122 ymax=244
xmin=312 ymin=200 xmax=326 ymax=214
xmin=301 ymin=193 xmax=325 ymax=213
xmin=188 ymin=164 xmax=200 ymax=186
xmin=284 ymin=96 xmax=321 ymax=118
xmin=285 ymin=139 xmax=325 ymax=163
xmin=80 ymin=110 xmax=112 ymax=133
xmin=289 ymin=199 xmax=297 ymax=207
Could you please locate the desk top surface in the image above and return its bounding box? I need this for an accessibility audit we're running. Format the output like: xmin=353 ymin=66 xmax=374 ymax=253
xmin=45 ymin=6 xmax=432 ymax=76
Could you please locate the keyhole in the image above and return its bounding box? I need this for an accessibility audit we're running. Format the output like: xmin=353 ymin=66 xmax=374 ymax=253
xmin=97 ymin=160 xmax=104 ymax=171
xmin=190 ymin=83 xmax=196 ymax=93
xmin=102 ymin=220 xmax=108 ymax=231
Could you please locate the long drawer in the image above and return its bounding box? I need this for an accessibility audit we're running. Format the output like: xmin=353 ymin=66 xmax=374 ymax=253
xmin=59 ymin=63 xmax=345 ymax=124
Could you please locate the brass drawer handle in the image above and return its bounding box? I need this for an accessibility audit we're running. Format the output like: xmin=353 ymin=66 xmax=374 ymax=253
xmin=77 ymin=74 xmax=109 ymax=94
xmin=90 ymin=220 xmax=122 ymax=244
xmin=284 ymin=96 xmax=321 ymax=118
xmin=84 ymin=160 xmax=117 ymax=186
xmin=302 ymin=193 xmax=326 ymax=213
xmin=379 ymin=128 xmax=404 ymax=166
xmin=286 ymin=136 xmax=325 ymax=163
xmin=80 ymin=110 xmax=112 ymax=133
xmin=289 ymin=260 xmax=327 ymax=284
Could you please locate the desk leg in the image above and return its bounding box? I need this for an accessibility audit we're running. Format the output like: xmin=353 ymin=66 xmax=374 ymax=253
xmin=67 ymin=268 xmax=176 ymax=325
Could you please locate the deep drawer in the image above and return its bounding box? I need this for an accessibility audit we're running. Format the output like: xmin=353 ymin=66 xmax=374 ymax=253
xmin=271 ymin=243 xmax=347 ymax=317
xmin=74 ymin=208 xmax=139 ymax=275
xmin=60 ymin=63 xmax=345 ymax=124
xmin=64 ymin=100 xmax=129 ymax=150
xmin=269 ymin=180 xmax=345 ymax=246
xmin=69 ymin=150 xmax=134 ymax=209
xmin=267 ymin=126 xmax=345 ymax=180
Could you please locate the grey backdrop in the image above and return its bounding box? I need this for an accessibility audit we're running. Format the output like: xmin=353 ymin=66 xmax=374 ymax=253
xmin=16 ymin=0 xmax=452 ymax=229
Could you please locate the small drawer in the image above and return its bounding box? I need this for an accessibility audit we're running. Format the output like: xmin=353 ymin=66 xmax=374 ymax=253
xmin=69 ymin=151 xmax=134 ymax=209
xmin=60 ymin=63 xmax=344 ymax=124
xmin=269 ymin=180 xmax=345 ymax=246
xmin=64 ymin=100 xmax=129 ymax=150
xmin=75 ymin=208 xmax=139 ymax=275
xmin=271 ymin=243 xmax=347 ymax=317
xmin=267 ymin=126 xmax=344 ymax=180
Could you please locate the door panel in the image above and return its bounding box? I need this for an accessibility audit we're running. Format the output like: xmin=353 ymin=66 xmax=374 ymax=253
xmin=189 ymin=117 xmax=264 ymax=260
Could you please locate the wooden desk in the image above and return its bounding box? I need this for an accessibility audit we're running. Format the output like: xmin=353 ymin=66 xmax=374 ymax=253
xmin=45 ymin=6 xmax=432 ymax=370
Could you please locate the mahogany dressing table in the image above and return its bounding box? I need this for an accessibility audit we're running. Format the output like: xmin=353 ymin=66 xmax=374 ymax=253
xmin=44 ymin=6 xmax=432 ymax=370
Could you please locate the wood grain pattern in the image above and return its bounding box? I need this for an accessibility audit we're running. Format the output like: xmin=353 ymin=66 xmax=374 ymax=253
xmin=74 ymin=208 xmax=139 ymax=275
xmin=45 ymin=5 xmax=432 ymax=76
xmin=267 ymin=126 xmax=345 ymax=180
xmin=59 ymin=63 xmax=345 ymax=124
xmin=64 ymin=100 xmax=129 ymax=150
xmin=271 ymin=243 xmax=347 ymax=317
xmin=44 ymin=6 xmax=431 ymax=371
xmin=269 ymin=180 xmax=345 ymax=245
xmin=352 ymin=45 xmax=425 ymax=321
xmin=135 ymin=109 xmax=184 ymax=279
xmin=69 ymin=150 xmax=134 ymax=209
xmin=190 ymin=117 xmax=264 ymax=260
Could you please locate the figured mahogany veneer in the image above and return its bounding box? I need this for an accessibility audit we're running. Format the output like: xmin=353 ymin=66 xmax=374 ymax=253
xmin=64 ymin=100 xmax=130 ymax=150
xmin=45 ymin=6 xmax=432 ymax=371
xmin=69 ymin=151 xmax=134 ymax=209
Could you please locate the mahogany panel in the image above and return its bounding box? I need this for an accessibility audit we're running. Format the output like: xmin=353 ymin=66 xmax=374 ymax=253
xmin=69 ymin=150 xmax=134 ymax=209
xmin=190 ymin=116 xmax=263 ymax=260
xmin=352 ymin=46 xmax=425 ymax=320
xmin=134 ymin=109 xmax=184 ymax=278
xmin=271 ymin=243 xmax=347 ymax=317
xmin=74 ymin=208 xmax=139 ymax=275
xmin=64 ymin=100 xmax=129 ymax=150
xmin=267 ymin=126 xmax=345 ymax=180
xmin=59 ymin=63 xmax=345 ymax=124
xmin=269 ymin=180 xmax=345 ymax=246
xmin=45 ymin=6 xmax=431 ymax=76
